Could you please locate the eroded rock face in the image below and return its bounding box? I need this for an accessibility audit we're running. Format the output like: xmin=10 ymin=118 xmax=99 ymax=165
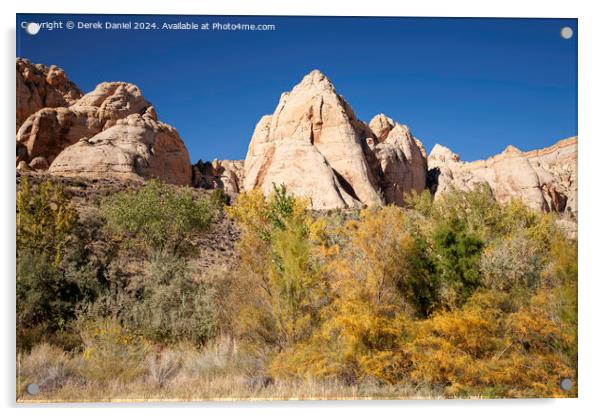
xmin=16 ymin=58 xmax=82 ymax=131
xmin=193 ymin=159 xmax=244 ymax=195
xmin=242 ymin=70 xmax=431 ymax=209
xmin=427 ymin=137 xmax=577 ymax=214
xmin=524 ymin=137 xmax=577 ymax=214
xmin=48 ymin=108 xmax=192 ymax=186
xmin=17 ymin=82 xmax=151 ymax=165
xmin=367 ymin=114 xmax=428 ymax=205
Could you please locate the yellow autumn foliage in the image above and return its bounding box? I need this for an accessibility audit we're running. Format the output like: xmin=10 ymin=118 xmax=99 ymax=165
xmin=225 ymin=186 xmax=326 ymax=357
xmin=270 ymin=207 xmax=416 ymax=384
xmin=77 ymin=318 xmax=150 ymax=384
xmin=226 ymin=188 xmax=577 ymax=398
xmin=17 ymin=176 xmax=77 ymax=266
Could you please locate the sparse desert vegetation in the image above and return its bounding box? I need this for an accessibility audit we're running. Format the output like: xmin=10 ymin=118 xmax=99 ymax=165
xmin=16 ymin=176 xmax=577 ymax=401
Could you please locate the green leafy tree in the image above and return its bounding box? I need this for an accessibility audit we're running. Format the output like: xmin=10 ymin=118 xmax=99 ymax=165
xmin=432 ymin=217 xmax=484 ymax=307
xmin=100 ymin=180 xmax=216 ymax=256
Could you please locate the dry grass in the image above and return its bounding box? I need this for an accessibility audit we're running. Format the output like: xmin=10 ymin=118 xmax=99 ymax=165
xmin=17 ymin=337 xmax=442 ymax=402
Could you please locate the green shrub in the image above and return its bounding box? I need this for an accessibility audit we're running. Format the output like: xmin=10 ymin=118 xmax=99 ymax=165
xmin=17 ymin=249 xmax=101 ymax=348
xmin=100 ymin=180 xmax=216 ymax=256
xmin=431 ymin=183 xmax=504 ymax=241
xmin=80 ymin=253 xmax=216 ymax=346
xmin=129 ymin=253 xmax=216 ymax=346
xmin=432 ymin=217 xmax=484 ymax=308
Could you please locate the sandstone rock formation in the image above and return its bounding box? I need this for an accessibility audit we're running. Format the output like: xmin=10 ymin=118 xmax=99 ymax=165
xmin=524 ymin=137 xmax=577 ymax=214
xmin=16 ymin=58 xmax=82 ymax=131
xmin=367 ymin=114 xmax=428 ymax=205
xmin=243 ymin=70 xmax=382 ymax=209
xmin=242 ymin=70 xmax=428 ymax=209
xmin=427 ymin=137 xmax=577 ymax=214
xmin=16 ymin=59 xmax=192 ymax=186
xmin=193 ymin=159 xmax=244 ymax=194
xmin=48 ymin=107 xmax=192 ymax=186
xmin=16 ymin=60 xmax=577 ymax=213
xmin=17 ymin=81 xmax=151 ymax=165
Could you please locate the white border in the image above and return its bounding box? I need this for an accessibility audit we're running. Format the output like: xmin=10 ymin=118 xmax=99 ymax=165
xmin=2 ymin=1 xmax=601 ymax=415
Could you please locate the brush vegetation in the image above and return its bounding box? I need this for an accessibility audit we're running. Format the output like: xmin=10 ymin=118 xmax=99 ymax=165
xmin=17 ymin=178 xmax=577 ymax=401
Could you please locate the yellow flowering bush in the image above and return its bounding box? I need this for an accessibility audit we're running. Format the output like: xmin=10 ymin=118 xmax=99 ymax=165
xmin=78 ymin=318 xmax=150 ymax=384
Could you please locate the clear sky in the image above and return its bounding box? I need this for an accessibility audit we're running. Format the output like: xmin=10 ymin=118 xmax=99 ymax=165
xmin=17 ymin=14 xmax=577 ymax=163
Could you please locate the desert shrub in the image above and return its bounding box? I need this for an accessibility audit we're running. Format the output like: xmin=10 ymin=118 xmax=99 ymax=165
xmin=226 ymin=185 xmax=326 ymax=355
xmin=270 ymin=207 xmax=418 ymax=384
xmin=17 ymin=249 xmax=101 ymax=349
xmin=408 ymin=292 xmax=508 ymax=396
xmin=17 ymin=176 xmax=77 ymax=266
xmin=480 ymin=231 xmax=545 ymax=291
xmin=541 ymin=235 xmax=578 ymax=363
xmin=498 ymin=275 xmax=577 ymax=398
xmin=18 ymin=343 xmax=74 ymax=394
xmin=100 ymin=180 xmax=216 ymax=256
xmin=499 ymin=199 xmax=558 ymax=252
xmin=80 ymin=253 xmax=216 ymax=346
xmin=432 ymin=217 xmax=484 ymax=307
xmin=128 ymin=253 xmax=216 ymax=345
xmin=77 ymin=318 xmax=150 ymax=384
xmin=173 ymin=336 xmax=240 ymax=381
xmin=405 ymin=283 xmax=577 ymax=398
xmin=332 ymin=207 xmax=420 ymax=312
xmin=146 ymin=347 xmax=183 ymax=387
xmin=270 ymin=301 xmax=414 ymax=385
xmin=210 ymin=188 xmax=230 ymax=208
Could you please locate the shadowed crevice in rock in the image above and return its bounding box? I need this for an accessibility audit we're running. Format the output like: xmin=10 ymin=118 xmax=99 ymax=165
xmin=427 ymin=167 xmax=441 ymax=195
xmin=332 ymin=169 xmax=360 ymax=202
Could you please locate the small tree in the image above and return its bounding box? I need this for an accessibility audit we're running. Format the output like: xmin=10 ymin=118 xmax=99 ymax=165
xmin=432 ymin=217 xmax=484 ymax=307
xmin=226 ymin=184 xmax=325 ymax=354
xmin=100 ymin=180 xmax=215 ymax=256
xmin=17 ymin=176 xmax=77 ymax=266
xmin=270 ymin=207 xmax=418 ymax=384
xmin=16 ymin=178 xmax=100 ymax=346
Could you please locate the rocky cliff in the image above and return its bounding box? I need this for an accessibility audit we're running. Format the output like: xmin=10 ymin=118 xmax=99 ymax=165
xmin=16 ymin=58 xmax=82 ymax=131
xmin=16 ymin=60 xmax=577 ymax=213
xmin=427 ymin=137 xmax=577 ymax=214
xmin=242 ymin=70 xmax=427 ymax=209
xmin=16 ymin=59 xmax=192 ymax=186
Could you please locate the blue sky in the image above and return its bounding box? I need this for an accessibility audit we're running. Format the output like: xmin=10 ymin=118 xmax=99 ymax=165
xmin=17 ymin=15 xmax=577 ymax=162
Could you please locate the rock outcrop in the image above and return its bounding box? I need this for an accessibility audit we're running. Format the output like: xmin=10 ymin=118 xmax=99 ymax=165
xmin=48 ymin=107 xmax=192 ymax=186
xmin=367 ymin=114 xmax=428 ymax=205
xmin=193 ymin=159 xmax=244 ymax=195
xmin=17 ymin=81 xmax=151 ymax=165
xmin=427 ymin=137 xmax=577 ymax=214
xmin=16 ymin=60 xmax=577 ymax=213
xmin=242 ymin=70 xmax=427 ymax=209
xmin=16 ymin=59 xmax=192 ymax=186
xmin=524 ymin=137 xmax=577 ymax=214
xmin=16 ymin=58 xmax=82 ymax=131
